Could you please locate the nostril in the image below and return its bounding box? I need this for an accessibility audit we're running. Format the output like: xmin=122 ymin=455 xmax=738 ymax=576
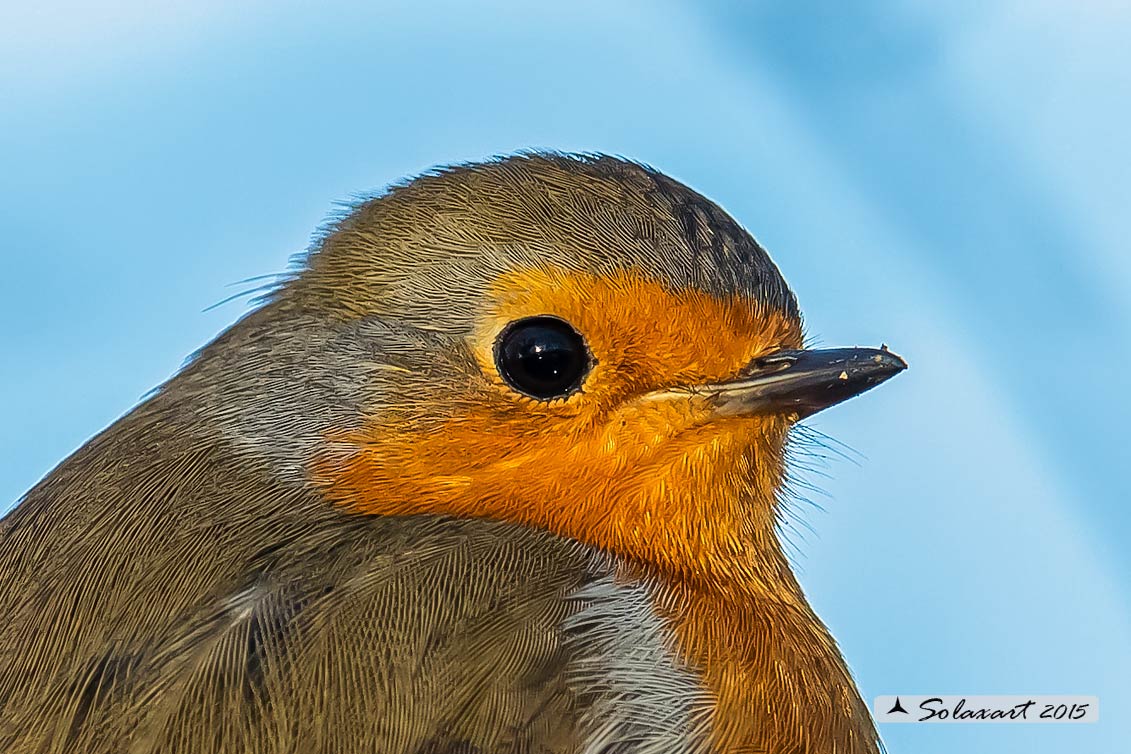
xmin=748 ymin=349 xmax=802 ymax=374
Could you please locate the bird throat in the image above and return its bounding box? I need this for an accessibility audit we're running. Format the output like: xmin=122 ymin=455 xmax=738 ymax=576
xmin=314 ymin=421 xmax=878 ymax=754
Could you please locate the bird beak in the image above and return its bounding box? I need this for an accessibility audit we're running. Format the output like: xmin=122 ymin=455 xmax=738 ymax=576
xmin=703 ymin=347 xmax=907 ymax=420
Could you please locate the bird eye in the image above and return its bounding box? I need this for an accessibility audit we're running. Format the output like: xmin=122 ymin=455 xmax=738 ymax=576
xmin=493 ymin=316 xmax=592 ymax=400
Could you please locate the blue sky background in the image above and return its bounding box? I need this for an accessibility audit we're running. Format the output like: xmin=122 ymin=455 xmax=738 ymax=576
xmin=1 ymin=2 xmax=1128 ymax=752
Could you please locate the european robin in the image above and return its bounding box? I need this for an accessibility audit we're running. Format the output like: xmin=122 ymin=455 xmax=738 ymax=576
xmin=0 ymin=153 xmax=905 ymax=754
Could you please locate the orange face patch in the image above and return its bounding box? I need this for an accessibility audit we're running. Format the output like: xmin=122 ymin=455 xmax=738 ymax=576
xmin=311 ymin=266 xmax=803 ymax=578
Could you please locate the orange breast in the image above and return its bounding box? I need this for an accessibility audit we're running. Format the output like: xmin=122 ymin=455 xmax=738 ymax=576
xmin=645 ymin=575 xmax=879 ymax=754
xmin=308 ymin=265 xmax=874 ymax=752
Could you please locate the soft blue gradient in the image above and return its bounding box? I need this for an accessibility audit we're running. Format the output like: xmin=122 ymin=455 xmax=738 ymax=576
xmin=2 ymin=2 xmax=1127 ymax=752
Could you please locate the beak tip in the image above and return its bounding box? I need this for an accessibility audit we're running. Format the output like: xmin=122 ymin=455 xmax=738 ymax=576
xmin=873 ymin=348 xmax=908 ymax=375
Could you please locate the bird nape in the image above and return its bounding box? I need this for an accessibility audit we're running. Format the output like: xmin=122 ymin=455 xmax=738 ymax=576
xmin=0 ymin=152 xmax=906 ymax=754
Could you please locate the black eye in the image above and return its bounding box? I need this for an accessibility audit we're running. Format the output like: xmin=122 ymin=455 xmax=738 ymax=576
xmin=494 ymin=316 xmax=592 ymax=400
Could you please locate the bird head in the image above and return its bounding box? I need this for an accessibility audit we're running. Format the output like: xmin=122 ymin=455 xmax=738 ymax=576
xmin=227 ymin=153 xmax=903 ymax=591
